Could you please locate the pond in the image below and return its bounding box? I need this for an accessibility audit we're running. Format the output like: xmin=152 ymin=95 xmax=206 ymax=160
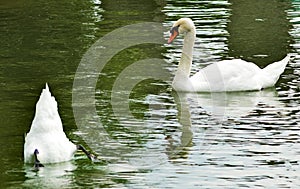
xmin=1 ymin=0 xmax=300 ymax=188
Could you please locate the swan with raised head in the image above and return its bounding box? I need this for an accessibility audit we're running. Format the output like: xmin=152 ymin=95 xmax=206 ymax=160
xmin=24 ymin=84 xmax=95 ymax=169
xmin=168 ymin=18 xmax=290 ymax=92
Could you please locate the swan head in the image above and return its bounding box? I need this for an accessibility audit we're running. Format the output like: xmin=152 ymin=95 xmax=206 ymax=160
xmin=168 ymin=18 xmax=195 ymax=43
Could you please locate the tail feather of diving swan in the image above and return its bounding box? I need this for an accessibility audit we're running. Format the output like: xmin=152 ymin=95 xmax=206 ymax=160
xmin=24 ymin=83 xmax=98 ymax=167
xmin=24 ymin=83 xmax=77 ymax=164
xmin=261 ymin=54 xmax=290 ymax=88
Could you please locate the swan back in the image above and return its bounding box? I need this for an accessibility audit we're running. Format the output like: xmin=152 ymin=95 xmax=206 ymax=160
xmin=24 ymin=84 xmax=76 ymax=163
xmin=189 ymin=55 xmax=290 ymax=92
xmin=190 ymin=59 xmax=263 ymax=92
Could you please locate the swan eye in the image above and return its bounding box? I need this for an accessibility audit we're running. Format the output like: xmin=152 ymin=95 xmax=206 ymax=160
xmin=170 ymin=25 xmax=179 ymax=34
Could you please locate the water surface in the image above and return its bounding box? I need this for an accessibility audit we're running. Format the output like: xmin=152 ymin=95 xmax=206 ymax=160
xmin=0 ymin=0 xmax=300 ymax=188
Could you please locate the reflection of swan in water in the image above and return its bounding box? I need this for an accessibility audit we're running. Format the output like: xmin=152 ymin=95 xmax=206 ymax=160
xmin=165 ymin=91 xmax=193 ymax=160
xmin=23 ymin=161 xmax=76 ymax=188
xmin=120 ymin=89 xmax=283 ymax=165
xmin=185 ymin=89 xmax=284 ymax=120
xmin=165 ymin=89 xmax=284 ymax=160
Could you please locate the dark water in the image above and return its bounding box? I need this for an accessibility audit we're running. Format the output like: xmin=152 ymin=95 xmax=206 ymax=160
xmin=1 ymin=0 xmax=300 ymax=188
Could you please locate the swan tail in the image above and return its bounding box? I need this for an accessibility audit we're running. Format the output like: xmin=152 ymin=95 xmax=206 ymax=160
xmin=261 ymin=55 xmax=290 ymax=87
xmin=36 ymin=83 xmax=58 ymax=116
xmin=45 ymin=83 xmax=49 ymax=91
xmin=30 ymin=83 xmax=63 ymax=133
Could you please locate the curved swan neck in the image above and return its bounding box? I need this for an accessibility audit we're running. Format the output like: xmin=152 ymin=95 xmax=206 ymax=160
xmin=177 ymin=29 xmax=195 ymax=78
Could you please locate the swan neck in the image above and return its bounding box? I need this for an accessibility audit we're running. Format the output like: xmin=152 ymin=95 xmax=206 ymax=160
xmin=178 ymin=30 xmax=195 ymax=78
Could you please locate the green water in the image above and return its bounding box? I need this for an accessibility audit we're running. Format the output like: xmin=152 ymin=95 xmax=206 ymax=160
xmin=1 ymin=0 xmax=300 ymax=188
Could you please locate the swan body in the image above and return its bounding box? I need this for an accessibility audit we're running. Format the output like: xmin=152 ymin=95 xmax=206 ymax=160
xmin=168 ymin=18 xmax=290 ymax=92
xmin=24 ymin=84 xmax=77 ymax=164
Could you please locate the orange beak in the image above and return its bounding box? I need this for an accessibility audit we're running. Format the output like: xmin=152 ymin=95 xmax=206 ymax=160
xmin=168 ymin=26 xmax=179 ymax=44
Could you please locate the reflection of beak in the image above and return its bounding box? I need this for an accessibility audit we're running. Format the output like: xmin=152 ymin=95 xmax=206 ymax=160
xmin=168 ymin=26 xmax=179 ymax=44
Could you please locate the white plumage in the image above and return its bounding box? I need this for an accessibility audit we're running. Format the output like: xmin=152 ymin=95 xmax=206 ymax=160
xmin=24 ymin=84 xmax=77 ymax=164
xmin=189 ymin=56 xmax=290 ymax=92
xmin=168 ymin=18 xmax=290 ymax=92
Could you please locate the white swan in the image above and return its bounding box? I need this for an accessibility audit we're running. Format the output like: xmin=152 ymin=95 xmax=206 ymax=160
xmin=24 ymin=84 xmax=94 ymax=168
xmin=168 ymin=18 xmax=290 ymax=92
